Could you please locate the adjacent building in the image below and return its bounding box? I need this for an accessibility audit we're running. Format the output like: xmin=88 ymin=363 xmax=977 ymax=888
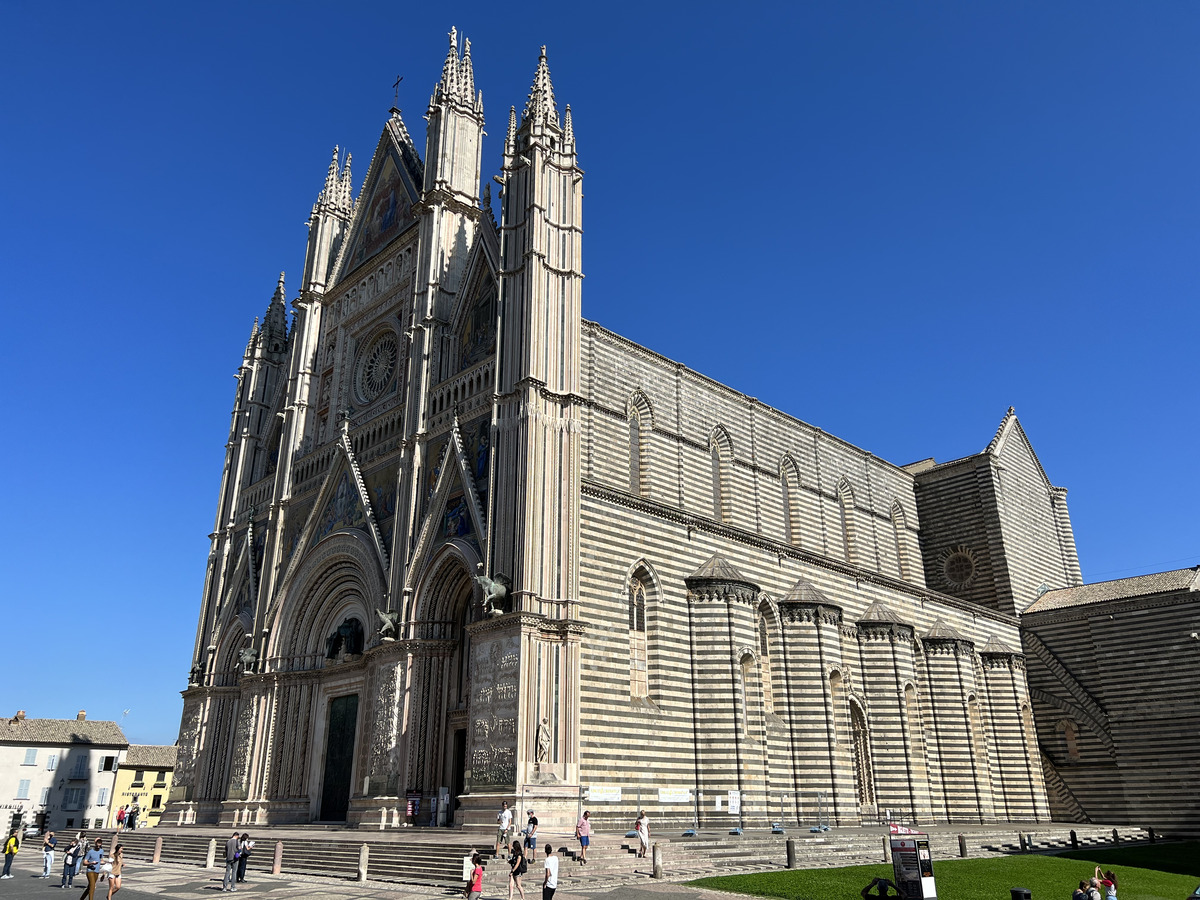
xmin=1 ymin=711 xmax=127 ymax=833
xmin=1022 ymin=569 xmax=1200 ymax=832
xmin=106 ymin=745 xmax=178 ymax=829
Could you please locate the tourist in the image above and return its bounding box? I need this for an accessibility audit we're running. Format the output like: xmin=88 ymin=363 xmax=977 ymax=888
xmin=524 ymin=809 xmax=539 ymax=856
xmin=496 ymin=800 xmax=513 ymax=857
xmin=465 ymin=852 xmax=484 ymax=900
xmin=1087 ymin=877 xmax=1103 ymax=900
xmin=1095 ymin=866 xmax=1118 ymax=900
xmin=634 ymin=810 xmax=649 ymax=859
xmin=73 ymin=832 xmax=86 ymax=881
xmin=79 ymin=838 xmax=104 ymax=900
xmin=105 ymin=844 xmax=123 ymax=899
xmin=542 ymin=845 xmax=559 ymax=900
xmin=42 ymin=830 xmax=57 ymax=877
xmin=115 ymin=806 xmax=126 ymax=830
xmin=508 ymin=839 xmax=527 ymax=900
xmin=221 ymin=829 xmax=240 ymax=892
xmin=236 ymin=833 xmax=254 ymax=883
xmin=1 ymin=828 xmax=18 ymax=879
xmin=575 ymin=810 xmax=591 ymax=864
xmin=126 ymin=804 xmax=139 ymax=831
xmin=1073 ymin=879 xmax=1089 ymax=900
xmin=62 ymin=836 xmax=82 ymax=888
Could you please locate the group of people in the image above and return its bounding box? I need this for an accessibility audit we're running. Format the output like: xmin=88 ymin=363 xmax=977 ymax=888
xmin=466 ymin=842 xmax=559 ymax=900
xmin=1073 ymin=867 xmax=1119 ymax=900
xmin=2 ymin=829 xmax=123 ymax=899
xmin=114 ymin=803 xmax=141 ymax=831
xmin=220 ymin=830 xmax=256 ymax=892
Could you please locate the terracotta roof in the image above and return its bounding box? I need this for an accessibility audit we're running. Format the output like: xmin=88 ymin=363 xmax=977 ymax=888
xmin=1 ymin=717 xmax=127 ymax=747
xmin=124 ymin=745 xmax=177 ymax=769
xmin=858 ymin=599 xmax=906 ymax=625
xmin=1024 ymin=567 xmax=1200 ymax=614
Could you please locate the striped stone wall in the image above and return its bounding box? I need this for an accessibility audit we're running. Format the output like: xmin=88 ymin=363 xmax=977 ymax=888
xmin=1023 ymin=589 xmax=1200 ymax=832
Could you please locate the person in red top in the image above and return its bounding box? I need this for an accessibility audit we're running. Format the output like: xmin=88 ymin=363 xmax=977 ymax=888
xmin=466 ymin=852 xmax=483 ymax=900
xmin=1095 ymin=866 xmax=1118 ymax=900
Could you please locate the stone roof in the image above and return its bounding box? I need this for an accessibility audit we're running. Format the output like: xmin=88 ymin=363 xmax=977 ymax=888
xmin=1 ymin=717 xmax=127 ymax=747
xmin=686 ymin=553 xmax=756 ymax=586
xmin=1025 ymin=566 xmax=1200 ymax=614
xmin=980 ymin=635 xmax=1018 ymax=655
xmin=782 ymin=578 xmax=836 ymax=606
xmin=124 ymin=745 xmax=177 ymax=769
xmin=924 ymin=619 xmax=967 ymax=642
xmin=858 ymin=599 xmax=906 ymax=625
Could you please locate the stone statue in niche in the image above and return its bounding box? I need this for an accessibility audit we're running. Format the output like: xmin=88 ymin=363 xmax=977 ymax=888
xmin=237 ymin=646 xmax=258 ymax=674
xmin=376 ymin=608 xmax=400 ymax=640
xmin=536 ymin=717 xmax=551 ymax=762
xmin=188 ymin=663 xmax=204 ymax=686
xmin=325 ymin=617 xmax=365 ymax=660
xmin=473 ymin=563 xmax=512 ymax=617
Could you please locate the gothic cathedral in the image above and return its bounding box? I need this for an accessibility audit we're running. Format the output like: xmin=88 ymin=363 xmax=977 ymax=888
xmin=170 ymin=32 xmax=1074 ymax=830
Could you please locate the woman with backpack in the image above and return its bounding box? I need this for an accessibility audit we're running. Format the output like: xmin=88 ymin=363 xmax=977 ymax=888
xmin=508 ymin=839 xmax=527 ymax=900
xmin=1 ymin=828 xmax=18 ymax=878
xmin=62 ymin=836 xmax=83 ymax=888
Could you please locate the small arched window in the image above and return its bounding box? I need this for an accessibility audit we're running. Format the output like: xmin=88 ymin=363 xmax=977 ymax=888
xmin=628 ymin=392 xmax=652 ymax=497
xmin=967 ymin=694 xmax=989 ymax=772
xmin=891 ymin=500 xmax=910 ymax=580
xmin=781 ymin=456 xmax=803 ymax=548
xmin=1057 ymin=719 xmax=1081 ymax=762
xmin=709 ymin=427 xmax=733 ymax=523
xmin=850 ymin=701 xmax=875 ymax=806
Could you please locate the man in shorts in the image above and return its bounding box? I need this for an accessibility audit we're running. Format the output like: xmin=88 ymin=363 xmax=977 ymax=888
xmin=495 ymin=801 xmax=513 ymax=857
xmin=524 ymin=810 xmax=539 ymax=855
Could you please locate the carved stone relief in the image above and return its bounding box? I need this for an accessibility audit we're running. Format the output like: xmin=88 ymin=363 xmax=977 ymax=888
xmin=467 ymin=633 xmax=520 ymax=789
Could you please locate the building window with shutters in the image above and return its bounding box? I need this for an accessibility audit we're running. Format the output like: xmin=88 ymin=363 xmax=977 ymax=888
xmin=22 ymin=749 xmax=36 ymax=766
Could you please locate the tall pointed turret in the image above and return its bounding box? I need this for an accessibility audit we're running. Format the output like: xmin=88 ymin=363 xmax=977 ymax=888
xmin=424 ymin=26 xmax=484 ymax=203
xmin=260 ymin=272 xmax=288 ymax=354
xmin=302 ymin=148 xmax=354 ymax=294
xmin=490 ymin=40 xmax=583 ymax=611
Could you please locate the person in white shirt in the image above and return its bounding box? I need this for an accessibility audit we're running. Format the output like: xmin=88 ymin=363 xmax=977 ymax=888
xmin=495 ymin=801 xmax=514 ymax=856
xmin=542 ymin=845 xmax=559 ymax=900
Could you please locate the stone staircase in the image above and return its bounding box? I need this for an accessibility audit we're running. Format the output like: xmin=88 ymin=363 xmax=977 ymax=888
xmin=94 ymin=822 xmax=1154 ymax=889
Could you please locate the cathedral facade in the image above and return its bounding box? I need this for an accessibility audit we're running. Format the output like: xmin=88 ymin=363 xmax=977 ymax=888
xmin=169 ymin=33 xmax=1069 ymax=829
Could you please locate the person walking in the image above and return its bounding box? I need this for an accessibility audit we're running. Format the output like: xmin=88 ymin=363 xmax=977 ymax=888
xmin=508 ymin=840 xmax=527 ymax=900
xmin=1 ymin=828 xmax=18 ymax=879
xmin=465 ymin=852 xmax=484 ymax=900
xmin=115 ymin=807 xmax=126 ymax=830
xmin=541 ymin=845 xmax=559 ymax=900
xmin=104 ymin=845 xmax=123 ymax=900
xmin=79 ymin=838 xmax=105 ymax=900
xmin=495 ymin=801 xmax=513 ymax=857
xmin=236 ymin=833 xmax=253 ymax=883
xmin=126 ymin=804 xmax=139 ymax=832
xmin=574 ymin=811 xmax=591 ymax=864
xmin=62 ymin=836 xmax=82 ymax=889
xmin=42 ymin=830 xmax=57 ymax=877
xmin=221 ymin=829 xmax=241 ymax=892
xmin=634 ymin=810 xmax=649 ymax=859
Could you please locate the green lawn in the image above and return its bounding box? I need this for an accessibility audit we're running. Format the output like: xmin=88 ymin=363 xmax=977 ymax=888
xmin=689 ymin=850 xmax=1199 ymax=900
xmin=1056 ymin=842 xmax=1200 ymax=879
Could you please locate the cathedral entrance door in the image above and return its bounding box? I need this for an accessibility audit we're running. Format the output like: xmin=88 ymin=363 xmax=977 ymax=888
xmin=451 ymin=727 xmax=467 ymax=817
xmin=320 ymin=694 xmax=359 ymax=821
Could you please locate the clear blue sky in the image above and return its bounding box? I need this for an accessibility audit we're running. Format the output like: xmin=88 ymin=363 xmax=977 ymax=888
xmin=2 ymin=1 xmax=1197 ymax=745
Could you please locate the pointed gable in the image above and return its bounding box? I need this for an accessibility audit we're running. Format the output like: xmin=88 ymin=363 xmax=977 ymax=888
xmin=335 ymin=114 xmax=424 ymax=282
xmin=986 ymin=406 xmax=1054 ymax=492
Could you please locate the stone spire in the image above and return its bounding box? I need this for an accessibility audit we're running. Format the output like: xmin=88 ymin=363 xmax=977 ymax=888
xmin=312 ymin=147 xmax=353 ymax=218
xmin=460 ymin=36 xmax=475 ymax=102
xmin=261 ymin=272 xmax=289 ymax=348
xmin=563 ymin=104 xmax=574 ymax=149
xmin=243 ymin=318 xmax=259 ymax=361
xmin=522 ymin=45 xmax=559 ymax=128
xmin=338 ymin=152 xmax=353 ymax=211
xmin=439 ymin=27 xmax=460 ymax=99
